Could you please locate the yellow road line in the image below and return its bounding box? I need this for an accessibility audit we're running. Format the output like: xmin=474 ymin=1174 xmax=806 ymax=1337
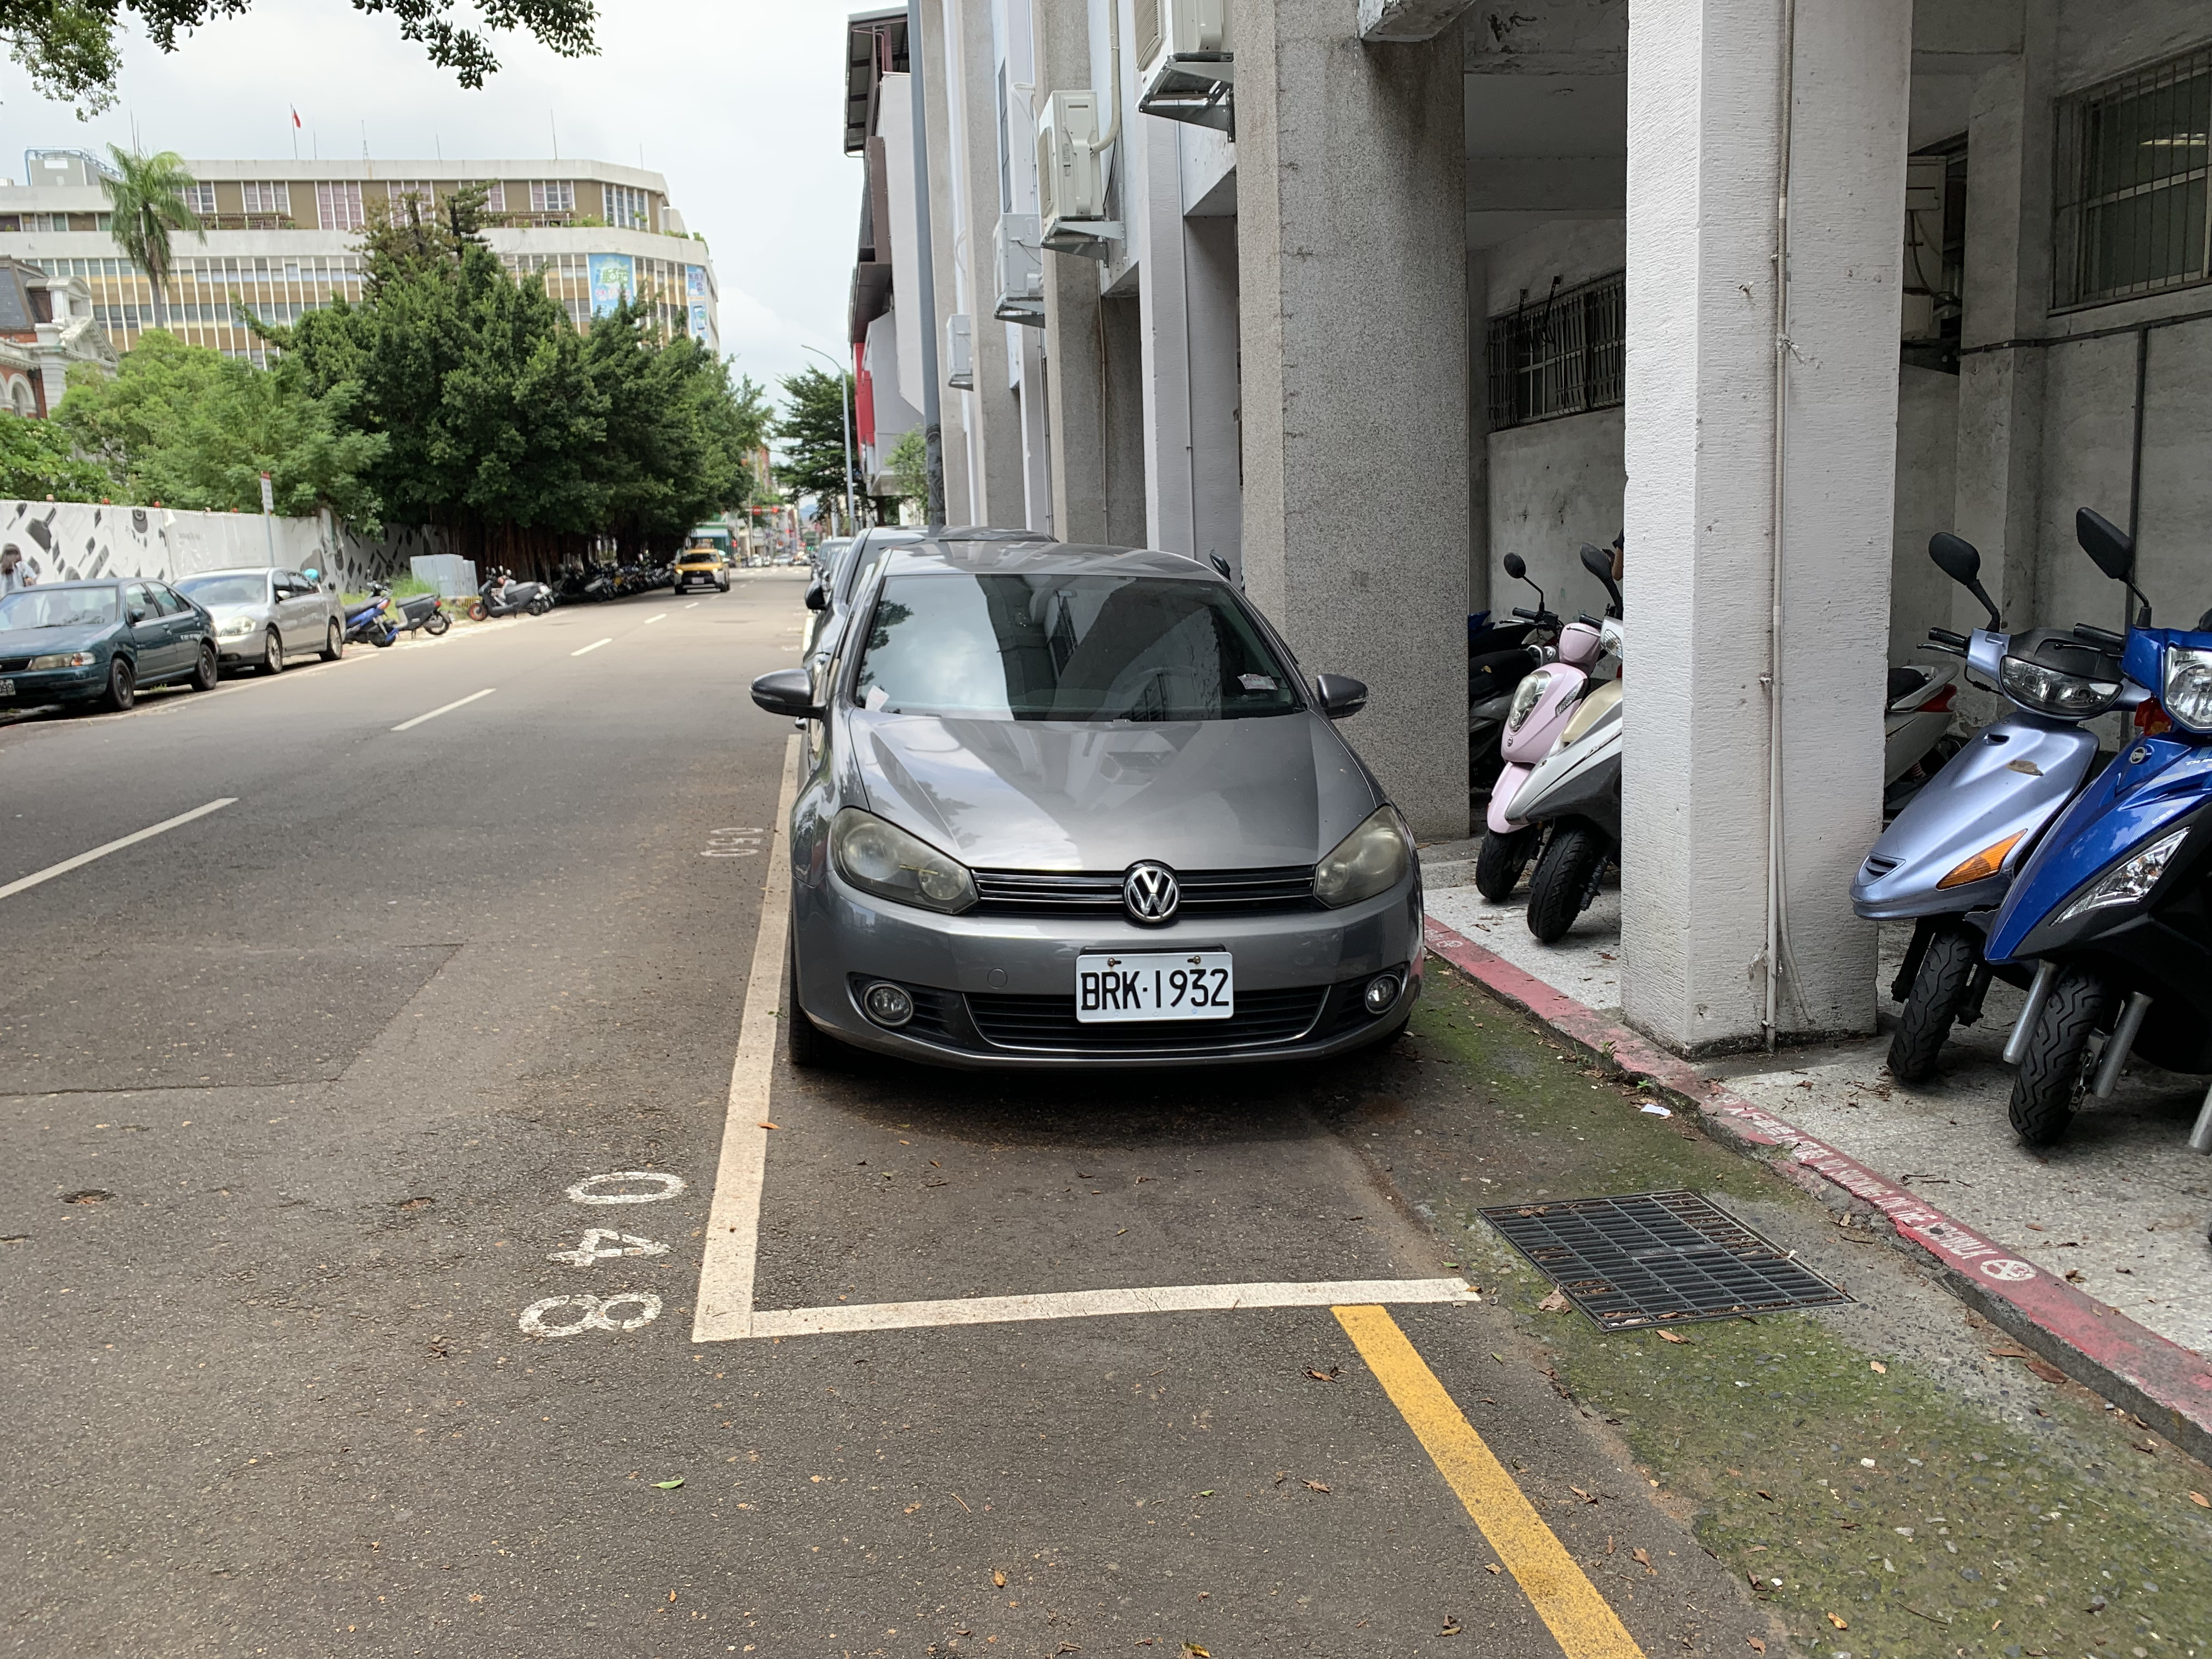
xmin=1334 ymin=1304 xmax=1643 ymax=1659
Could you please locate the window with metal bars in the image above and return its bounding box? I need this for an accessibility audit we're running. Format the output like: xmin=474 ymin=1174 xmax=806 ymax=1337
xmin=2054 ymin=43 xmax=2211 ymax=309
xmin=1485 ymin=272 xmax=1625 ymax=431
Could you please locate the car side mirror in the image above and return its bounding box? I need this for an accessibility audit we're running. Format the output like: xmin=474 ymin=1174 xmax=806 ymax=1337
xmin=804 ymin=582 xmax=828 ymax=612
xmin=1314 ymin=673 xmax=1368 ymax=720
xmin=751 ymin=667 xmax=822 ymax=719
xmin=1929 ymin=531 xmax=2001 ymax=628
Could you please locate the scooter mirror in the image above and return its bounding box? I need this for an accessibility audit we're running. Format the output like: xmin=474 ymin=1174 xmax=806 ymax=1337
xmin=2075 ymin=507 xmax=2135 ymax=583
xmin=1502 ymin=554 xmax=1526 ymax=580
xmin=1929 ymin=532 xmax=2001 ymax=628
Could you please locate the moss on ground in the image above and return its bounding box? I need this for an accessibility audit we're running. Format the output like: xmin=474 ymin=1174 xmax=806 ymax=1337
xmin=1338 ymin=968 xmax=2212 ymax=1659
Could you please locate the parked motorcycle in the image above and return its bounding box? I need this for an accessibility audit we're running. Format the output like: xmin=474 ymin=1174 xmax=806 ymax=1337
xmin=1504 ymin=614 xmax=1627 ymax=943
xmin=1476 ymin=543 xmax=1624 ymax=903
xmin=375 ymin=582 xmax=452 ymax=638
xmin=1466 ymin=560 xmax=1558 ymax=809
xmin=343 ymin=591 xmax=398 ymax=648
xmin=469 ymin=571 xmax=553 ymax=620
xmin=1984 ymin=507 xmax=2207 ymax=1149
xmin=1851 ymin=531 xmax=2123 ymax=1082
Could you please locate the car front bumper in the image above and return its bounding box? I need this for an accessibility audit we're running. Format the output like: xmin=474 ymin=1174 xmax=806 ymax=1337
xmin=0 ymin=662 xmax=106 ymax=703
xmin=791 ymin=866 xmax=1424 ymax=1069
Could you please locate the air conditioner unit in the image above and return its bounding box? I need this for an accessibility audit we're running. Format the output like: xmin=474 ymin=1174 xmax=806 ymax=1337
xmin=1036 ymin=90 xmax=1119 ymax=252
xmin=994 ymin=213 xmax=1045 ymax=326
xmin=1135 ymin=0 xmax=1234 ymax=134
xmin=945 ymin=314 xmax=974 ymax=390
xmin=1135 ymin=0 xmax=1229 ymax=80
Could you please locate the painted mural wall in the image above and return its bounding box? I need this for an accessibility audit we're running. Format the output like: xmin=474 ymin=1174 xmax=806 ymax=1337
xmin=0 ymin=500 xmax=452 ymax=592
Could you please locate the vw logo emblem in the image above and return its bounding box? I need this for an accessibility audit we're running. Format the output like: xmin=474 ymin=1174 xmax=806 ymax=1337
xmin=1122 ymin=862 xmax=1181 ymax=925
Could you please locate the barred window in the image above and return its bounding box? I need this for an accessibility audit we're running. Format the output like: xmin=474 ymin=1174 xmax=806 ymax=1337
xmin=1485 ymin=272 xmax=1626 ymax=431
xmin=2055 ymin=44 xmax=2210 ymax=309
xmin=529 ymin=179 xmax=574 ymax=213
xmin=316 ymin=181 xmax=365 ymax=230
xmin=182 ymin=182 xmax=216 ymax=216
xmin=241 ymin=180 xmax=289 ymax=215
xmin=606 ymin=183 xmax=649 ymax=229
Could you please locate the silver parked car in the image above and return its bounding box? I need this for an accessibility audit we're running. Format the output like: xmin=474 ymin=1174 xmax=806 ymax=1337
xmin=173 ymin=566 xmax=346 ymax=675
xmin=750 ymin=535 xmax=1421 ymax=1069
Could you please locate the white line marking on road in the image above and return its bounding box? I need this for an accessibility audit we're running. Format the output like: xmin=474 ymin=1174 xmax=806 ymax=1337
xmin=692 ymin=735 xmax=802 ymax=1343
xmin=729 ymin=1279 xmax=1479 ymax=1342
xmin=391 ymin=688 xmax=494 ymax=732
xmin=548 ymin=1229 xmax=669 ymax=1267
xmin=567 ymin=1170 xmax=688 ymax=1205
xmin=645 ymin=612 xmax=668 ymax=624
xmin=519 ymin=1291 xmax=663 ymax=1337
xmin=684 ymin=601 xmax=700 ymax=609
xmin=572 ymin=637 xmax=613 ymax=657
xmin=0 ymin=797 xmax=236 ymax=903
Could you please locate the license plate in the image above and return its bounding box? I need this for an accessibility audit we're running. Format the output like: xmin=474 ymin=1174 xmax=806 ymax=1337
xmin=0 ymin=680 xmax=13 ymax=697
xmin=1076 ymin=951 xmax=1234 ymax=1023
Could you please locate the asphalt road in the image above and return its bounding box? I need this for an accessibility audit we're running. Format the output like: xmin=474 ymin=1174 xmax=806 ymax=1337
xmin=1 ymin=572 xmax=1759 ymax=1658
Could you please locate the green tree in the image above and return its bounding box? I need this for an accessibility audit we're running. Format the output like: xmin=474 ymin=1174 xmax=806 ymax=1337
xmin=773 ymin=365 xmax=856 ymax=529
xmin=0 ymin=408 xmax=115 ymax=501
xmin=100 ymin=145 xmax=202 ymax=329
xmin=2 ymin=0 xmax=596 ymax=113
xmin=55 ymin=330 xmax=386 ymax=522
xmin=887 ymin=428 xmax=927 ymax=510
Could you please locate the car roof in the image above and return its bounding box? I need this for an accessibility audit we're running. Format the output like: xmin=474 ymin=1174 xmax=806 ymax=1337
xmin=879 ymin=538 xmax=1218 ymax=581
xmin=18 ymin=577 xmax=126 ymax=590
xmin=176 ymin=567 xmax=278 ymax=579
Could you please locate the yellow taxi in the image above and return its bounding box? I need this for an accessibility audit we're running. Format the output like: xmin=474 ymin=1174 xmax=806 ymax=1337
xmin=673 ymin=546 xmax=730 ymax=593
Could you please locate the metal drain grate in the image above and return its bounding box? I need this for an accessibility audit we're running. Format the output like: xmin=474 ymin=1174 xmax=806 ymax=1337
xmin=1481 ymin=1189 xmax=1852 ymax=1331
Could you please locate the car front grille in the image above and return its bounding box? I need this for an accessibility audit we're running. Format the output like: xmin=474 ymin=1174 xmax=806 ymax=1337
xmin=964 ymin=985 xmax=1330 ymax=1053
xmin=970 ymin=865 xmax=1318 ymax=919
xmin=0 ymin=657 xmax=32 ymax=672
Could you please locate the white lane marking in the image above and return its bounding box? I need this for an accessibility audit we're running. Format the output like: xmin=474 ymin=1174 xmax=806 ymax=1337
xmin=731 ymin=1279 xmax=1479 ymax=1342
xmin=645 ymin=612 xmax=668 ymax=624
xmin=567 ymin=1170 xmax=687 ymax=1205
xmin=691 ymin=734 xmax=802 ymax=1342
xmin=548 ymin=1229 xmax=669 ymax=1267
xmin=390 ymin=687 xmax=495 ymax=732
xmin=518 ymin=1291 xmax=663 ymax=1337
xmin=684 ymin=601 xmax=700 ymax=609
xmin=0 ymin=798 xmax=236 ymax=903
xmin=572 ymin=637 xmax=613 ymax=657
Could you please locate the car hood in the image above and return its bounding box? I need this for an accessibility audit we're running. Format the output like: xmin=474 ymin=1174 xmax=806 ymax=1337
xmin=847 ymin=710 xmax=1381 ymax=870
xmin=0 ymin=623 xmax=112 ymax=657
xmin=194 ymin=600 xmax=273 ymax=620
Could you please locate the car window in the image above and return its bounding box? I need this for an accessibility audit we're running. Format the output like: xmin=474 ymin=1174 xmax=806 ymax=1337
xmin=151 ymin=583 xmax=192 ymax=616
xmin=852 ymin=573 xmax=1299 ymax=723
xmin=0 ymin=586 xmax=119 ymax=628
xmin=125 ymin=583 xmax=160 ymax=623
xmin=177 ymin=573 xmax=270 ymax=608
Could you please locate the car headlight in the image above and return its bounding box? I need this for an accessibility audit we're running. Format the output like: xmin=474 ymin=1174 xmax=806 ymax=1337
xmin=217 ymin=616 xmax=258 ymax=637
xmin=1505 ymin=669 xmax=1554 ymax=732
xmin=830 ymin=807 xmax=976 ymax=913
xmin=2163 ymin=646 xmax=2212 ymax=732
xmin=2058 ymin=826 xmax=2190 ymax=923
xmin=27 ymin=650 xmax=95 ymax=669
xmin=1998 ymin=655 xmax=2120 ymax=719
xmin=1314 ymin=805 xmax=1414 ymax=909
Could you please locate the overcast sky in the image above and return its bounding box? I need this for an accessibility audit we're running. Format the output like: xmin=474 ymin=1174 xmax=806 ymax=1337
xmin=0 ymin=0 xmax=864 ymax=409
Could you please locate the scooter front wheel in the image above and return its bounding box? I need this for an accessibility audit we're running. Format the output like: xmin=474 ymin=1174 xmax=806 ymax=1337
xmin=2007 ymin=965 xmax=2110 ymax=1146
xmin=1526 ymin=823 xmax=1608 ymax=944
xmin=1474 ymin=825 xmax=1539 ymax=902
xmin=1887 ymin=924 xmax=1978 ymax=1084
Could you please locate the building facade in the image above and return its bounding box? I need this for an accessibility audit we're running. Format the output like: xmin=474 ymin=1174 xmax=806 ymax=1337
xmin=853 ymin=0 xmax=2212 ymax=1055
xmin=0 ymin=150 xmax=719 ymax=365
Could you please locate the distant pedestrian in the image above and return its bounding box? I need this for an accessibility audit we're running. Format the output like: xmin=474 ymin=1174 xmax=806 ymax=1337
xmin=0 ymin=543 xmax=33 ymax=595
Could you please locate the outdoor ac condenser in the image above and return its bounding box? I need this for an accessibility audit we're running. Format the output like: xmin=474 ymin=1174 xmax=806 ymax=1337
xmin=945 ymin=314 xmax=974 ymax=390
xmin=994 ymin=214 xmax=1044 ymax=326
xmin=1036 ymin=90 xmax=1107 ymax=246
xmin=1135 ymin=0 xmax=1229 ymax=77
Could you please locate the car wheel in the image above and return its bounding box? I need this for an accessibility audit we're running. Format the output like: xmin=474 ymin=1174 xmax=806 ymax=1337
xmin=2007 ymin=965 xmax=2110 ymax=1147
xmin=785 ymin=935 xmax=842 ymax=1070
xmin=98 ymin=657 xmax=135 ymax=712
xmin=1886 ymin=924 xmax=1978 ymax=1084
xmin=718 ymin=579 xmax=730 ymax=592
xmin=321 ymin=620 xmax=345 ymax=662
xmin=188 ymin=642 xmax=219 ymax=692
xmin=264 ymin=629 xmax=286 ymax=674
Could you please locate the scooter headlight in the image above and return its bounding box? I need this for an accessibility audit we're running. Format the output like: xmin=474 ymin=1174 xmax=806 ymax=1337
xmin=2162 ymin=647 xmax=2212 ymax=733
xmin=2057 ymin=826 xmax=2191 ymax=923
xmin=1998 ymin=655 xmax=2120 ymax=719
xmin=1505 ymin=669 xmax=1553 ymax=733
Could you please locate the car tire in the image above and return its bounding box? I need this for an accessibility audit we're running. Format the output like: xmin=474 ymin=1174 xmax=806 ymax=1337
xmin=1474 ymin=826 xmax=1539 ymax=903
xmin=264 ymin=629 xmax=286 ymax=674
xmin=188 ymin=642 xmax=219 ymax=692
xmin=2007 ymin=965 xmax=2110 ymax=1147
xmin=1886 ymin=924 xmax=1978 ymax=1084
xmin=98 ymin=657 xmax=135 ymax=712
xmin=785 ymin=935 xmax=842 ymax=1070
xmin=321 ymin=620 xmax=345 ymax=662
xmin=1526 ymin=823 xmax=1608 ymax=945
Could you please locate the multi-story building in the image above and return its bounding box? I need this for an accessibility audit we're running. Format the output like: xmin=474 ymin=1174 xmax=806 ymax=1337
xmin=0 ymin=150 xmax=719 ymax=365
xmin=0 ymin=255 xmax=115 ymax=415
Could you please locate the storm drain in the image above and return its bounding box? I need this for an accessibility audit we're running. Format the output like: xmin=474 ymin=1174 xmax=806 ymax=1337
xmin=1480 ymin=1189 xmax=1852 ymax=1331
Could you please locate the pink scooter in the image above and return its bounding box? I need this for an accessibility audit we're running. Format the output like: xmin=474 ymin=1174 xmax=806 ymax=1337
xmin=1474 ymin=545 xmax=1620 ymax=901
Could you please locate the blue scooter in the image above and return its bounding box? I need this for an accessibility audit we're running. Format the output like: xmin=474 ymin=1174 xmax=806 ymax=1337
xmin=1984 ymin=507 xmax=2212 ymax=1150
xmin=1852 ymin=530 xmax=2128 ymax=1081
xmin=344 ymin=591 xmax=398 ymax=648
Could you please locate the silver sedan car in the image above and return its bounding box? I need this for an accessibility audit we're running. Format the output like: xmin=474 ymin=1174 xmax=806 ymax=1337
xmin=172 ymin=566 xmax=346 ymax=674
xmin=750 ymin=535 xmax=1422 ymax=1069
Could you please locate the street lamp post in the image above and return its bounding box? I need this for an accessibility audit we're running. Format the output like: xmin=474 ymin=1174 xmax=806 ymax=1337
xmin=801 ymin=342 xmax=858 ymax=536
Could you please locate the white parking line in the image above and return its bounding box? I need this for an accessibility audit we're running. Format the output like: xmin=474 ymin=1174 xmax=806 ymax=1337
xmin=572 ymin=637 xmax=613 ymax=657
xmin=0 ymin=797 xmax=235 ymax=902
xmin=744 ymin=1280 xmax=1478 ymax=1340
xmin=684 ymin=602 xmax=699 ymax=609
xmin=645 ymin=613 xmax=668 ymax=624
xmin=391 ymin=688 xmax=495 ymax=732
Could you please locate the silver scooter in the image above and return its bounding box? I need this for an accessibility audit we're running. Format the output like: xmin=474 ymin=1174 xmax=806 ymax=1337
xmin=1505 ymin=618 xmax=1627 ymax=943
xmin=1850 ymin=532 xmax=2126 ymax=1081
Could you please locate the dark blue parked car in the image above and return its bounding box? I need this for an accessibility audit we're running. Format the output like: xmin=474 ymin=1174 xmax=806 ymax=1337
xmin=0 ymin=578 xmax=220 ymax=713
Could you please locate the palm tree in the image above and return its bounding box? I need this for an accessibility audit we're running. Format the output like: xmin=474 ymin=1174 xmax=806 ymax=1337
xmin=100 ymin=146 xmax=204 ymax=332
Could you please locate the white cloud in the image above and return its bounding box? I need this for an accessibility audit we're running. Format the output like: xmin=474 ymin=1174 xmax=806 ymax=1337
xmin=0 ymin=0 xmax=864 ymax=392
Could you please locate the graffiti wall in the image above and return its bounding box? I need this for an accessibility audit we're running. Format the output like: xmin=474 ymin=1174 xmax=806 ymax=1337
xmin=0 ymin=500 xmax=453 ymax=592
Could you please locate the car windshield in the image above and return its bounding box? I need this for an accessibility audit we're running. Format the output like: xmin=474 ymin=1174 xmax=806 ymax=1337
xmin=853 ymin=572 xmax=1300 ymax=722
xmin=176 ymin=574 xmax=269 ymax=607
xmin=0 ymin=587 xmax=119 ymax=629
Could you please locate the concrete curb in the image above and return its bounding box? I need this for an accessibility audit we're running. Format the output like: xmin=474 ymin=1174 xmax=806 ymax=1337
xmin=1421 ymin=915 xmax=2212 ymax=1471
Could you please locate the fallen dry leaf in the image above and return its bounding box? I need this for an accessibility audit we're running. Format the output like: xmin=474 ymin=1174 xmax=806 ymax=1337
xmin=1570 ymin=1486 xmax=1598 ymax=1504
xmin=1181 ymin=1646 xmax=1210 ymax=1659
xmin=1747 ymin=1639 xmax=1766 ymax=1654
xmin=1538 ymin=1289 xmax=1570 ymax=1313
xmin=1303 ymin=1480 xmax=1331 ymax=1493
xmin=1869 ymin=1361 xmax=1887 ymax=1374
xmin=1755 ymin=1490 xmax=1773 ymax=1502
xmin=1826 ymin=1612 xmax=1848 ymax=1630
xmin=758 ymin=1121 xmax=779 ymax=1130
xmin=1657 ymin=1330 xmax=1690 ymax=1345
xmin=2026 ymin=1357 xmax=2066 ymax=1385
xmin=1632 ymin=1548 xmax=1655 ymax=1575
xmin=1484 ymin=1563 xmax=1502 ymax=1574
xmin=1988 ymin=1346 xmax=2032 ymax=1359
xmin=993 ymin=1570 xmax=1006 ymax=1588
xmin=668 ymin=1591 xmax=678 ymax=1603
xmin=1304 ymin=1367 xmax=1341 ymax=1383
xmin=1440 ymin=1618 xmax=1462 ymax=1635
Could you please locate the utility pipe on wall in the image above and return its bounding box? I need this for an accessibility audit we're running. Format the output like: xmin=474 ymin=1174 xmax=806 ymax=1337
xmin=906 ymin=0 xmax=946 ymax=528
xmin=1763 ymin=0 xmax=1801 ymax=1051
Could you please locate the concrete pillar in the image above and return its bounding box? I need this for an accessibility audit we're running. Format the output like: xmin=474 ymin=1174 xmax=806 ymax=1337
xmin=1232 ymin=0 xmax=1470 ymax=838
xmin=1619 ymin=0 xmax=1911 ymax=1054
xmin=1033 ymin=0 xmax=1110 ymax=543
xmin=1952 ymin=3 xmax=2056 ymax=629
xmin=945 ymin=0 xmax=1028 ymax=525
xmin=1101 ymin=290 xmax=1147 ymax=547
xmin=1016 ymin=325 xmax=1054 ymax=533
xmin=916 ymin=0 xmax=974 ymax=524
xmin=1184 ymin=212 xmax=1243 ymax=577
xmin=1133 ymin=103 xmax=1198 ymax=555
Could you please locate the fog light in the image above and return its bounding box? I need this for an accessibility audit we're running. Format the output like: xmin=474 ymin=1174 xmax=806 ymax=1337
xmin=861 ymin=981 xmax=915 ymax=1028
xmin=1363 ymin=973 xmax=1402 ymax=1014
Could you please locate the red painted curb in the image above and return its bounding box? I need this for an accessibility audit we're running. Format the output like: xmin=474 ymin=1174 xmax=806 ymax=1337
xmin=1421 ymin=915 xmax=2212 ymax=1469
